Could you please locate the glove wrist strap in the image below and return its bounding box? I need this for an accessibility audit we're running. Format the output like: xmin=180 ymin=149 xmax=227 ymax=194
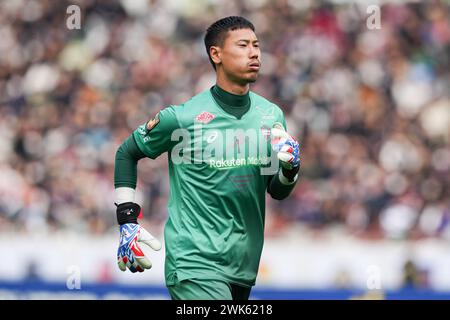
xmin=281 ymin=166 xmax=299 ymax=181
xmin=116 ymin=202 xmax=142 ymax=225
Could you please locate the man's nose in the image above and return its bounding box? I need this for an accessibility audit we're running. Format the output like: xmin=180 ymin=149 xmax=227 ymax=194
xmin=249 ymin=46 xmax=259 ymax=59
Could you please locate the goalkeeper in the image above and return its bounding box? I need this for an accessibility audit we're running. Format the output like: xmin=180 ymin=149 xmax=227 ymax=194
xmin=114 ymin=16 xmax=300 ymax=300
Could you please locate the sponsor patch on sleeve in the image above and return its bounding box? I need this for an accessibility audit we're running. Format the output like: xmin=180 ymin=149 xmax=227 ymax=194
xmin=146 ymin=112 xmax=160 ymax=132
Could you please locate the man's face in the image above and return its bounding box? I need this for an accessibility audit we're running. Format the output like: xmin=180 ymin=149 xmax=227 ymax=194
xmin=215 ymin=28 xmax=261 ymax=84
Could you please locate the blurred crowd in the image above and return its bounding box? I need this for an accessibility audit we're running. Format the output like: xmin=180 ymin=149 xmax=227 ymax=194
xmin=0 ymin=0 xmax=449 ymax=240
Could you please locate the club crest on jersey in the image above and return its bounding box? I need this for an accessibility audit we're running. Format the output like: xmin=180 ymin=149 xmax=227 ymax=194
xmin=261 ymin=125 xmax=271 ymax=141
xmin=196 ymin=111 xmax=215 ymax=124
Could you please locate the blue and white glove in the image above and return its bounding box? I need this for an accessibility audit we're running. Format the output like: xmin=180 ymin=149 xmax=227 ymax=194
xmin=270 ymin=125 xmax=300 ymax=170
xmin=116 ymin=202 xmax=161 ymax=273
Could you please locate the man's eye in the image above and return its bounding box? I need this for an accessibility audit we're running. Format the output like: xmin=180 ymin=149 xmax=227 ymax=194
xmin=238 ymin=44 xmax=246 ymax=47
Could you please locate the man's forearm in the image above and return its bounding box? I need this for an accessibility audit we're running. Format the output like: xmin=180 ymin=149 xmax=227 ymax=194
xmin=267 ymin=166 xmax=299 ymax=200
xmin=114 ymin=134 xmax=146 ymax=190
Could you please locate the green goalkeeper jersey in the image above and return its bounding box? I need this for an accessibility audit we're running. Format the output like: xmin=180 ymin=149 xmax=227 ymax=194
xmin=133 ymin=88 xmax=289 ymax=287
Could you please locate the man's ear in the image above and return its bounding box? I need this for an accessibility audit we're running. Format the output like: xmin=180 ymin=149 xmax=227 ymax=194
xmin=210 ymin=46 xmax=221 ymax=65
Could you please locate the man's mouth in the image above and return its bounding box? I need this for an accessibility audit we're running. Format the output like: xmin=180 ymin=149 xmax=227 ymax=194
xmin=249 ymin=62 xmax=260 ymax=70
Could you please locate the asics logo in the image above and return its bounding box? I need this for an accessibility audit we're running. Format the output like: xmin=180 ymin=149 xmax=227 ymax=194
xmin=206 ymin=131 xmax=218 ymax=143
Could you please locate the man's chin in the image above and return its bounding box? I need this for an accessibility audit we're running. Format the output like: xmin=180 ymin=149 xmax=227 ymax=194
xmin=246 ymin=73 xmax=258 ymax=83
xmin=233 ymin=72 xmax=258 ymax=85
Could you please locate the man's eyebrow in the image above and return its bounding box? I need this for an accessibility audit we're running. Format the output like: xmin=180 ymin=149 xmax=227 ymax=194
xmin=236 ymin=39 xmax=260 ymax=43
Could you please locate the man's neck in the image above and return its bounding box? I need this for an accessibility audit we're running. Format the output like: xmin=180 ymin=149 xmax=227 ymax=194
xmin=212 ymin=85 xmax=249 ymax=108
xmin=216 ymin=73 xmax=250 ymax=95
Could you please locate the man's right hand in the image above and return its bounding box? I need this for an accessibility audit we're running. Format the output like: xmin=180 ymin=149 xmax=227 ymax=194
xmin=116 ymin=202 xmax=162 ymax=273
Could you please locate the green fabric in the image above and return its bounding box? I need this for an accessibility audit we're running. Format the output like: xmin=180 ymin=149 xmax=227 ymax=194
xmin=132 ymin=88 xmax=298 ymax=288
xmin=132 ymin=105 xmax=180 ymax=159
xmin=211 ymin=85 xmax=250 ymax=119
xmin=114 ymin=135 xmax=145 ymax=188
xmin=230 ymin=283 xmax=252 ymax=300
xmin=167 ymin=277 xmax=251 ymax=300
xmin=116 ymin=87 xmax=297 ymax=199
xmin=168 ymin=278 xmax=233 ymax=300
xmin=267 ymin=166 xmax=300 ymax=200
xmin=267 ymin=171 xmax=297 ymax=200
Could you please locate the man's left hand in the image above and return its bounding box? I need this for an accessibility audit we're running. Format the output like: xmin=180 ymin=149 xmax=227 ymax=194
xmin=270 ymin=126 xmax=300 ymax=170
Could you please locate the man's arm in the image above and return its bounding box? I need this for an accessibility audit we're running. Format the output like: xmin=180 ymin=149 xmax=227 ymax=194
xmin=267 ymin=166 xmax=299 ymax=200
xmin=113 ymin=106 xmax=179 ymax=273
xmin=114 ymin=134 xmax=163 ymax=273
xmin=114 ymin=135 xmax=146 ymax=201
xmin=266 ymin=117 xmax=300 ymax=200
xmin=115 ymin=105 xmax=179 ymax=198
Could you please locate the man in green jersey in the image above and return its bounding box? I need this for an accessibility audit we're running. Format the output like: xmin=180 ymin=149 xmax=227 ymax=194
xmin=114 ymin=16 xmax=300 ymax=300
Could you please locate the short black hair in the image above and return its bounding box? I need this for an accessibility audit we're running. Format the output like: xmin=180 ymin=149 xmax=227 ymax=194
xmin=204 ymin=16 xmax=255 ymax=70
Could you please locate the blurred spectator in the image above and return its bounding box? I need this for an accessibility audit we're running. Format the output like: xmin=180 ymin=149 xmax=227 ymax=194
xmin=24 ymin=260 xmax=41 ymax=282
xmin=402 ymin=259 xmax=430 ymax=289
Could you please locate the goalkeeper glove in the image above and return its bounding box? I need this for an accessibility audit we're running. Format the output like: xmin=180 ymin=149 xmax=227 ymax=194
xmin=270 ymin=125 xmax=300 ymax=171
xmin=116 ymin=202 xmax=161 ymax=273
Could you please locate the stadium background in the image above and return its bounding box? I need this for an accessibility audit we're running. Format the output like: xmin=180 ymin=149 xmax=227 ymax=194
xmin=0 ymin=0 xmax=449 ymax=299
